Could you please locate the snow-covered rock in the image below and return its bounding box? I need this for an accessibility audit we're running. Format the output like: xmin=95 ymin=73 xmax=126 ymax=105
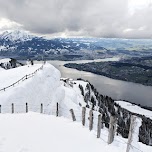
xmin=0 ymin=58 xmax=23 ymax=70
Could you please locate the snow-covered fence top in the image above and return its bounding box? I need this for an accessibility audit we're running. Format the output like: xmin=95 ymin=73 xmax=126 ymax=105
xmin=0 ymin=64 xmax=44 ymax=92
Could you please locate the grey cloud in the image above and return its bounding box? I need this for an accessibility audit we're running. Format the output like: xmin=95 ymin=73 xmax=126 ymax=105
xmin=0 ymin=0 xmax=151 ymax=38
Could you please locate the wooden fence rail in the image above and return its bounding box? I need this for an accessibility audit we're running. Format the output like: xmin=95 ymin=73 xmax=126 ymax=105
xmin=0 ymin=103 xmax=142 ymax=152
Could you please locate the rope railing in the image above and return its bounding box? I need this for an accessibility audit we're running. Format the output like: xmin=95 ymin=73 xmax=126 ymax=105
xmin=0 ymin=64 xmax=44 ymax=92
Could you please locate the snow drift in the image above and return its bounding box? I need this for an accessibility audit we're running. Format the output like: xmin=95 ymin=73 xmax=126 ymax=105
xmin=0 ymin=63 xmax=84 ymax=114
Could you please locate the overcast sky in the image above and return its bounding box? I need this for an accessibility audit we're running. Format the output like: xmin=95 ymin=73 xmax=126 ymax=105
xmin=0 ymin=0 xmax=152 ymax=38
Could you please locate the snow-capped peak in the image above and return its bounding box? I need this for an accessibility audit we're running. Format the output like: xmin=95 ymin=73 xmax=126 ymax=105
xmin=0 ymin=30 xmax=35 ymax=42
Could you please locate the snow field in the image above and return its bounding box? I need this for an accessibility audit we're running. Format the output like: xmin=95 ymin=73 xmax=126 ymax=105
xmin=0 ymin=112 xmax=151 ymax=152
xmin=0 ymin=112 xmax=102 ymax=152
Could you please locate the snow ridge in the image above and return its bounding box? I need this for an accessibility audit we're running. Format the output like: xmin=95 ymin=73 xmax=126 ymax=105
xmin=0 ymin=64 xmax=44 ymax=91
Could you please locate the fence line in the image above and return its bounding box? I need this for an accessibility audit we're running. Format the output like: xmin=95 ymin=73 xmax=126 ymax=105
xmin=0 ymin=102 xmax=144 ymax=152
xmin=0 ymin=64 xmax=44 ymax=92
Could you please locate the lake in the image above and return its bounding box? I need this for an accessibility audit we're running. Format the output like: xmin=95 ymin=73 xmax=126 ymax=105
xmin=42 ymin=57 xmax=152 ymax=107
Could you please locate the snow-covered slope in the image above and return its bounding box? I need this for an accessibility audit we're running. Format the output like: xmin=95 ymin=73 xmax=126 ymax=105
xmin=116 ymin=101 xmax=152 ymax=119
xmin=0 ymin=113 xmax=123 ymax=152
xmin=0 ymin=67 xmax=4 ymax=71
xmin=0 ymin=30 xmax=34 ymax=42
xmin=0 ymin=62 xmax=152 ymax=151
xmin=0 ymin=63 xmax=84 ymax=114
xmin=0 ymin=58 xmax=11 ymax=63
xmin=0 ymin=112 xmax=106 ymax=152
xmin=0 ymin=64 xmax=42 ymax=90
xmin=0 ymin=112 xmax=151 ymax=152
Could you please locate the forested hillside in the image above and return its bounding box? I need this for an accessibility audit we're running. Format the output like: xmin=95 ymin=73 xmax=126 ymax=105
xmin=70 ymin=79 xmax=152 ymax=145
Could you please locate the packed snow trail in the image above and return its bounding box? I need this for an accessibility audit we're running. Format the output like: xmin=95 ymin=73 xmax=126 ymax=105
xmin=0 ymin=112 xmax=151 ymax=152
xmin=0 ymin=112 xmax=127 ymax=152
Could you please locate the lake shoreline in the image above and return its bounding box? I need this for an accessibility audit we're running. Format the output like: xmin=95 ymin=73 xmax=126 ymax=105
xmin=64 ymin=64 xmax=152 ymax=87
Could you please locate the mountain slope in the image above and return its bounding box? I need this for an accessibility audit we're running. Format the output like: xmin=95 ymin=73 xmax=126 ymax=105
xmin=0 ymin=63 xmax=84 ymax=114
xmin=0 ymin=62 xmax=152 ymax=151
xmin=0 ymin=30 xmax=34 ymax=42
xmin=116 ymin=101 xmax=152 ymax=119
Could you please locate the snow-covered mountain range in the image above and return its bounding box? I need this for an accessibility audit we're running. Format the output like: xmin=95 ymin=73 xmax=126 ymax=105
xmin=0 ymin=30 xmax=109 ymax=60
xmin=0 ymin=30 xmax=34 ymax=42
xmin=0 ymin=30 xmax=152 ymax=60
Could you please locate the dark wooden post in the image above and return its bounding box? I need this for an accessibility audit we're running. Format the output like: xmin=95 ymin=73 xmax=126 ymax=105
xmin=12 ymin=103 xmax=14 ymax=114
xmin=126 ymin=115 xmax=136 ymax=152
xmin=26 ymin=103 xmax=28 ymax=113
xmin=82 ymin=107 xmax=86 ymax=126
xmin=70 ymin=109 xmax=76 ymax=121
xmin=41 ymin=103 xmax=43 ymax=113
xmin=108 ymin=115 xmax=117 ymax=144
xmin=0 ymin=105 xmax=1 ymax=113
xmin=97 ymin=114 xmax=102 ymax=138
xmin=56 ymin=102 xmax=59 ymax=117
xmin=89 ymin=110 xmax=93 ymax=131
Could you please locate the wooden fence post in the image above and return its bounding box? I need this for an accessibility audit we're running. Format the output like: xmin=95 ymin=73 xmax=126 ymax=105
xmin=89 ymin=110 xmax=93 ymax=131
xmin=97 ymin=114 xmax=102 ymax=138
xmin=41 ymin=103 xmax=43 ymax=113
xmin=70 ymin=109 xmax=76 ymax=121
xmin=126 ymin=115 xmax=136 ymax=152
xmin=108 ymin=115 xmax=117 ymax=144
xmin=82 ymin=107 xmax=86 ymax=126
xmin=12 ymin=103 xmax=14 ymax=114
xmin=0 ymin=105 xmax=1 ymax=113
xmin=56 ymin=102 xmax=59 ymax=117
xmin=26 ymin=103 xmax=28 ymax=113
